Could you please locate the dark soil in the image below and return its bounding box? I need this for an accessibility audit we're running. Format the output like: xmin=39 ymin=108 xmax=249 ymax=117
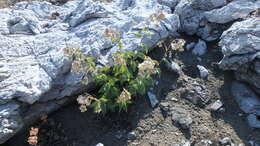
xmin=3 ymin=37 xmax=260 ymax=146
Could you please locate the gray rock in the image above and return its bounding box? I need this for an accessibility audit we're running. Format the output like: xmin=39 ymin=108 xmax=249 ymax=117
xmin=209 ymin=100 xmax=223 ymax=112
xmin=0 ymin=0 xmax=181 ymax=143
xmin=219 ymin=137 xmax=234 ymax=146
xmin=186 ymin=42 xmax=195 ymax=51
xmin=127 ymin=131 xmax=136 ymax=140
xmin=205 ymin=0 xmax=260 ymax=24
xmin=171 ymin=107 xmax=192 ymax=129
xmin=219 ymin=18 xmax=260 ymax=95
xmin=0 ymin=103 xmax=23 ymax=143
xmin=247 ymin=114 xmax=260 ymax=128
xmin=231 ymin=81 xmax=260 ymax=116
xmin=195 ymin=139 xmax=212 ymax=146
xmin=96 ymin=143 xmax=104 ymax=146
xmin=197 ymin=65 xmax=209 ymax=78
xmin=158 ymin=0 xmax=180 ymax=9
xmin=164 ymin=60 xmax=181 ymax=74
xmin=192 ymin=39 xmax=207 ymax=56
xmin=175 ymin=140 xmax=191 ymax=146
xmin=148 ymin=91 xmax=159 ymax=108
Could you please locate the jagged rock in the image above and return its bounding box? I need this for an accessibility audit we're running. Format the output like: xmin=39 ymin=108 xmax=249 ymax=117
xmin=164 ymin=60 xmax=181 ymax=74
xmin=219 ymin=18 xmax=260 ymax=95
xmin=0 ymin=0 xmax=180 ymax=143
xmin=192 ymin=39 xmax=207 ymax=56
xmin=205 ymin=0 xmax=260 ymax=24
xmin=208 ymin=100 xmax=224 ymax=112
xmin=197 ymin=65 xmax=209 ymax=78
xmin=186 ymin=42 xmax=195 ymax=51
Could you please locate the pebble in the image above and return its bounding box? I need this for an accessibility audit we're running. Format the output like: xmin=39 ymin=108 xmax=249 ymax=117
xmin=209 ymin=100 xmax=224 ymax=112
xmin=127 ymin=131 xmax=136 ymax=140
xmin=219 ymin=137 xmax=234 ymax=146
xmin=197 ymin=65 xmax=209 ymax=79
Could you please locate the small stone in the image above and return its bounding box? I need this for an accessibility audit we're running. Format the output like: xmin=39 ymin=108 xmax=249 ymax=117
xmin=195 ymin=139 xmax=213 ymax=146
xmin=209 ymin=100 xmax=224 ymax=112
xmin=247 ymin=114 xmax=260 ymax=128
xmin=176 ymin=140 xmax=191 ymax=146
xmin=219 ymin=137 xmax=232 ymax=145
xmin=197 ymin=65 xmax=209 ymax=79
xmin=186 ymin=42 xmax=195 ymax=51
xmin=164 ymin=60 xmax=181 ymax=74
xmin=148 ymin=91 xmax=159 ymax=108
xmin=192 ymin=39 xmax=207 ymax=56
xmin=96 ymin=143 xmax=104 ymax=146
xmin=127 ymin=131 xmax=136 ymax=140
xmin=152 ymin=129 xmax=157 ymax=133
xmin=171 ymin=97 xmax=178 ymax=102
xmin=171 ymin=107 xmax=193 ymax=129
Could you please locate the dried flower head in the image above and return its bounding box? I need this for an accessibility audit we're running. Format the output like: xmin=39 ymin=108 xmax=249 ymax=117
xmin=138 ymin=57 xmax=156 ymax=76
xmin=116 ymin=88 xmax=131 ymax=103
xmin=79 ymin=104 xmax=87 ymax=112
xmin=29 ymin=127 xmax=39 ymax=136
xmin=28 ymin=136 xmax=38 ymax=145
xmin=113 ymin=53 xmax=126 ymax=65
xmin=147 ymin=12 xmax=166 ymax=22
xmin=77 ymin=94 xmax=94 ymax=106
xmin=103 ymin=28 xmax=119 ymax=41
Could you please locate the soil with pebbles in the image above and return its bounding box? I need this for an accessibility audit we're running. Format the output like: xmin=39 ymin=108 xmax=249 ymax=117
xmin=2 ymin=36 xmax=260 ymax=146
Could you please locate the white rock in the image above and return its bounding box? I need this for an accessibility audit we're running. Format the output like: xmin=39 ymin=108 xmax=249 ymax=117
xmin=197 ymin=65 xmax=209 ymax=78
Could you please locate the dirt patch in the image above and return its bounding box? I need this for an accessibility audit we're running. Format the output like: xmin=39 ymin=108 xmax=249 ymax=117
xmin=3 ymin=37 xmax=260 ymax=146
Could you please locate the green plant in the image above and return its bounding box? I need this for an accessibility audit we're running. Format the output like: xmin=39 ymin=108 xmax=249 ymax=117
xmin=64 ymin=28 xmax=160 ymax=114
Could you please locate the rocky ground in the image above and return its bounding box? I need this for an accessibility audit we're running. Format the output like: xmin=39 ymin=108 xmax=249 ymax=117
xmin=3 ymin=37 xmax=260 ymax=146
xmin=0 ymin=0 xmax=260 ymax=145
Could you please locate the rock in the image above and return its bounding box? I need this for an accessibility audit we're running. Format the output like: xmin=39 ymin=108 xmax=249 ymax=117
xmin=186 ymin=42 xmax=195 ymax=51
xmin=171 ymin=107 xmax=193 ymax=129
xmin=208 ymin=100 xmax=224 ymax=112
xmin=219 ymin=18 xmax=260 ymax=95
xmin=0 ymin=0 xmax=181 ymax=143
xmin=192 ymin=39 xmax=207 ymax=56
xmin=197 ymin=65 xmax=209 ymax=79
xmin=164 ymin=60 xmax=181 ymax=74
xmin=205 ymin=0 xmax=260 ymax=24
xmin=96 ymin=143 xmax=104 ymax=146
xmin=175 ymin=140 xmax=191 ymax=146
xmin=0 ymin=103 xmax=24 ymax=143
xmin=157 ymin=0 xmax=180 ymax=9
xmin=148 ymin=91 xmax=159 ymax=108
xmin=195 ymin=139 xmax=212 ymax=146
xmin=127 ymin=131 xmax=136 ymax=140
xmin=247 ymin=114 xmax=260 ymax=128
xmin=231 ymin=81 xmax=260 ymax=116
xmin=219 ymin=137 xmax=234 ymax=146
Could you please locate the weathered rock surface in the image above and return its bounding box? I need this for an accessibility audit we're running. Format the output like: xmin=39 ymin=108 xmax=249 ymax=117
xmin=0 ymin=0 xmax=180 ymax=143
xmin=219 ymin=18 xmax=260 ymax=95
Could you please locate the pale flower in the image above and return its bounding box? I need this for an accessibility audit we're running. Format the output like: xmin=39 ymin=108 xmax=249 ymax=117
xmin=138 ymin=57 xmax=156 ymax=76
xmin=28 ymin=136 xmax=38 ymax=145
xmin=79 ymin=104 xmax=87 ymax=112
xmin=77 ymin=95 xmax=93 ymax=106
xmin=29 ymin=127 xmax=39 ymax=136
xmin=113 ymin=53 xmax=126 ymax=65
xmin=116 ymin=88 xmax=131 ymax=103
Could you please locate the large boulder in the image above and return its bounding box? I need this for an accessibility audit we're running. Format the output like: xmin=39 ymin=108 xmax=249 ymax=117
xmin=219 ymin=18 xmax=260 ymax=95
xmin=0 ymin=0 xmax=180 ymax=143
xmin=174 ymin=0 xmax=259 ymax=41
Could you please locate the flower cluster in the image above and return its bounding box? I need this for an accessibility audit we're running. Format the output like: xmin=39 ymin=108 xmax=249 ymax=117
xmin=116 ymin=88 xmax=131 ymax=103
xmin=113 ymin=53 xmax=126 ymax=65
xmin=138 ymin=57 xmax=156 ymax=77
xmin=28 ymin=127 xmax=39 ymax=146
